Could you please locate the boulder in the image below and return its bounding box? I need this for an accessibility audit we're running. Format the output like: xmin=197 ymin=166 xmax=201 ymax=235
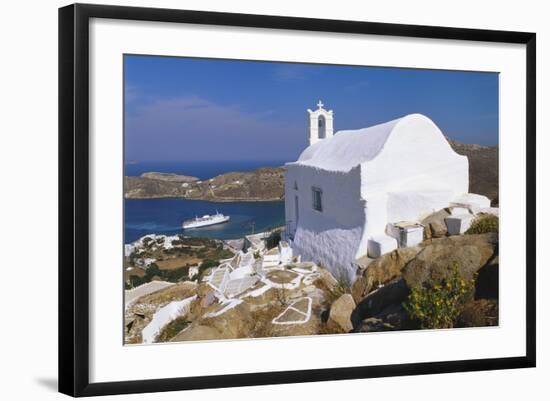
xmin=429 ymin=221 xmax=448 ymax=238
xmin=354 ymin=304 xmax=412 ymax=332
xmin=475 ymin=254 xmax=499 ymax=300
xmin=402 ymin=233 xmax=497 ymax=290
xmin=353 ymin=278 xmax=409 ymax=323
xmin=421 ymin=209 xmax=450 ymax=239
xmin=328 ymin=294 xmax=356 ymax=332
xmin=318 ymin=267 xmax=339 ymax=291
xmin=351 ymin=277 xmax=369 ymax=304
xmin=352 ymin=246 xmax=421 ymax=303
xmin=456 ymin=299 xmax=498 ymax=327
xmin=355 ymin=317 xmax=395 ymax=333
xmin=422 ymin=232 xmax=497 ymax=249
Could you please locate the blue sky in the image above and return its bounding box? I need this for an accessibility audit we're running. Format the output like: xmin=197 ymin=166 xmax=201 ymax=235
xmin=124 ymin=55 xmax=498 ymax=162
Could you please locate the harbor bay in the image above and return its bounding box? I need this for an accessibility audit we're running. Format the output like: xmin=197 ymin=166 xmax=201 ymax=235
xmin=124 ymin=198 xmax=285 ymax=243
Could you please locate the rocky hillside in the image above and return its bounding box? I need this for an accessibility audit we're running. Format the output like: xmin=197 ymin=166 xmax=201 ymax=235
xmin=140 ymin=172 xmax=199 ymax=183
xmin=125 ymin=211 xmax=499 ymax=343
xmin=125 ymin=234 xmax=499 ymax=343
xmin=125 ymin=138 xmax=498 ymax=202
xmin=125 ymin=263 xmax=341 ymax=344
xmin=125 ymin=167 xmax=285 ymax=201
xmin=448 ymin=139 xmax=499 ymax=204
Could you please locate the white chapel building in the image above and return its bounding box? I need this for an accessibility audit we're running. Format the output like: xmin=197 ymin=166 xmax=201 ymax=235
xmin=284 ymin=101 xmax=476 ymax=281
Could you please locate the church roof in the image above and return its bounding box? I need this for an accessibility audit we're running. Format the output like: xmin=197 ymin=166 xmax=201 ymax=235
xmin=290 ymin=113 xmax=447 ymax=173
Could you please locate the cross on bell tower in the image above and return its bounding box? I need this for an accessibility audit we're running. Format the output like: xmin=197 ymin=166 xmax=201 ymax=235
xmin=307 ymin=100 xmax=334 ymax=146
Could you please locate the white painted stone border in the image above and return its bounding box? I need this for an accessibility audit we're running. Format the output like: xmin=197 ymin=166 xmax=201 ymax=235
xmin=141 ymin=295 xmax=197 ymax=344
xmin=272 ymin=297 xmax=313 ymax=325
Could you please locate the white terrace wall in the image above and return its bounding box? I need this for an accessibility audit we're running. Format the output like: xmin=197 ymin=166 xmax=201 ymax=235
xmin=285 ymin=163 xmax=364 ymax=282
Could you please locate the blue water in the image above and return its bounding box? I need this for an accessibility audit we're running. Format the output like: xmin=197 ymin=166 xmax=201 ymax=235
xmin=124 ymin=160 xmax=288 ymax=243
xmin=125 ymin=198 xmax=285 ymax=243
xmin=125 ymin=160 xmax=288 ymax=180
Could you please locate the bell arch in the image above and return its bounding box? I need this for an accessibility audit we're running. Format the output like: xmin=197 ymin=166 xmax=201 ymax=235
xmin=307 ymin=100 xmax=334 ymax=146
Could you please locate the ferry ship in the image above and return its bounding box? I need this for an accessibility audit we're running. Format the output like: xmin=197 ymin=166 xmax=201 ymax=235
xmin=182 ymin=211 xmax=230 ymax=229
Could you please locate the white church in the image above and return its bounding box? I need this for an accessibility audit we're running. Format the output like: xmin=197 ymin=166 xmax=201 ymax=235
xmin=284 ymin=101 xmax=490 ymax=282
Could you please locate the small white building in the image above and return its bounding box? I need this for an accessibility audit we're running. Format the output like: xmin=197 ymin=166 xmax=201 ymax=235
xmin=284 ymin=101 xmax=469 ymax=281
xmin=261 ymin=240 xmax=294 ymax=269
xmin=278 ymin=241 xmax=293 ymax=265
xmin=188 ymin=265 xmax=199 ymax=280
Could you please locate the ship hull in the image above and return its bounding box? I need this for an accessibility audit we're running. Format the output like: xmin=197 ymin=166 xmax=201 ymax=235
xmin=182 ymin=216 xmax=230 ymax=229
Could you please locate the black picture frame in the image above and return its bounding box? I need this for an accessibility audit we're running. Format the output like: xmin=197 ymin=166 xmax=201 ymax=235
xmin=58 ymin=3 xmax=536 ymax=397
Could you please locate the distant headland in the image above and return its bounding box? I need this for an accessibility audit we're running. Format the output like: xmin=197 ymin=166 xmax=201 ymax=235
xmin=125 ymin=167 xmax=285 ymax=202
xmin=124 ymin=139 xmax=497 ymax=203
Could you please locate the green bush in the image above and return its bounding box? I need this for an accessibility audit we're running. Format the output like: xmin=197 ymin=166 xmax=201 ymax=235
xmin=403 ymin=262 xmax=476 ymax=329
xmin=465 ymin=214 xmax=499 ymax=235
xmin=164 ymin=267 xmax=189 ymax=282
xmin=127 ymin=274 xmax=147 ymax=288
xmin=199 ymin=258 xmax=219 ymax=271
xmin=212 ymin=245 xmax=233 ymax=260
xmin=155 ymin=317 xmax=190 ymax=342
xmin=266 ymin=230 xmax=282 ymax=249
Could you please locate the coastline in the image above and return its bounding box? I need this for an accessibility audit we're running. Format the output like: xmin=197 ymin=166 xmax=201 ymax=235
xmin=124 ymin=165 xmax=286 ymax=202
xmin=124 ymin=195 xmax=284 ymax=202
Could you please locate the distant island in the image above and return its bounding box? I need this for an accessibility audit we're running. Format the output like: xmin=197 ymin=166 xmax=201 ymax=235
xmin=125 ymin=167 xmax=285 ymax=201
xmin=124 ymin=139 xmax=498 ymax=204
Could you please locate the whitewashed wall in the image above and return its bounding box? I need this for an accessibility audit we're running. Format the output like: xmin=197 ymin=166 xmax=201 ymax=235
xmin=361 ymin=114 xmax=468 ymax=236
xmin=285 ymin=164 xmax=364 ymax=281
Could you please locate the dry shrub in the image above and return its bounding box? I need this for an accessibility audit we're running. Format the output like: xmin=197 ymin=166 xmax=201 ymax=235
xmin=465 ymin=214 xmax=499 ymax=235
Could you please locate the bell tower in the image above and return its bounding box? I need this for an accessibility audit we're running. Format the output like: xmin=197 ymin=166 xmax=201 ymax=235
xmin=307 ymin=100 xmax=334 ymax=146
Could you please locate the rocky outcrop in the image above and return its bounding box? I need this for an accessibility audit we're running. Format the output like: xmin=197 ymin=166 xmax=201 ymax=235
xmin=125 ymin=167 xmax=285 ymax=201
xmin=402 ymin=233 xmax=497 ymax=290
xmin=351 ymin=247 xmax=421 ymax=303
xmin=351 ymin=232 xmax=499 ymax=332
xmin=353 ymin=279 xmax=409 ymax=322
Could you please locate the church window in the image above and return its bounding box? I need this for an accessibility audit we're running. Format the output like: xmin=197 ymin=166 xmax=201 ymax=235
xmin=312 ymin=187 xmax=323 ymax=212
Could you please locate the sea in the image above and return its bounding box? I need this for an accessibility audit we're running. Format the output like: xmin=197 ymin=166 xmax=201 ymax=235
xmin=124 ymin=160 xmax=288 ymax=244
